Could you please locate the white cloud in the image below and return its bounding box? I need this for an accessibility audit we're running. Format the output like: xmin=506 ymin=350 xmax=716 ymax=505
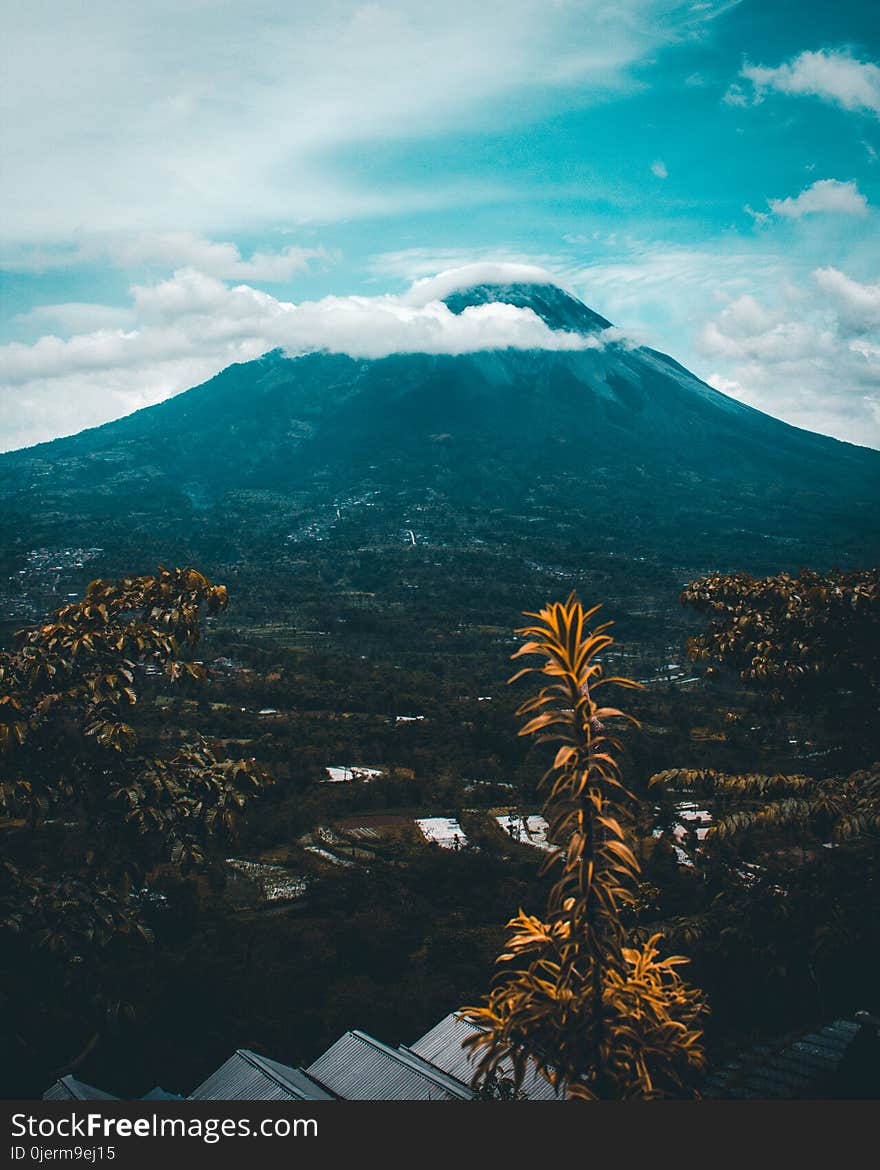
xmin=699 ymin=295 xmax=836 ymax=361
xmin=2 ymin=356 xmax=242 ymax=457
xmin=128 ymin=268 xmax=285 ymax=326
xmin=566 ymin=243 xmax=785 ymax=340
xmin=767 ymin=179 xmax=869 ymax=219
xmin=697 ymin=280 xmax=880 ymax=446
xmin=13 ymin=302 xmax=137 ymax=333
xmin=0 ymin=1 xmax=742 ymax=240
xmin=651 ymin=160 xmax=669 ymax=179
xmin=110 ymin=234 xmax=325 ymax=282
xmin=723 ymin=82 xmax=750 ymax=107
xmin=813 ymin=266 xmax=880 ymax=333
xmin=368 ymin=247 xmax=571 ymax=287
xmin=0 ymin=264 xmax=617 ymax=451
xmin=739 ymin=49 xmax=880 ymax=117
xmin=1 ymin=232 xmax=327 ymax=280
xmin=402 ymin=263 xmax=562 ymax=306
xmin=743 ymin=203 xmax=770 ymax=226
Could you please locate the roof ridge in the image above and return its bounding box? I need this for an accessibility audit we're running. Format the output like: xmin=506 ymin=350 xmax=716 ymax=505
xmin=396 ymin=1045 xmax=476 ymax=1099
xmin=235 ymin=1048 xmax=325 ymax=1098
xmin=348 ymin=1031 xmax=474 ymax=1099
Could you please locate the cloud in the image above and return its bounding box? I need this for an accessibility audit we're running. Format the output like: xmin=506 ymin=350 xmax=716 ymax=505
xmin=699 ymin=295 xmax=833 ymax=361
xmin=813 ymin=266 xmax=880 ymax=333
xmin=651 ymin=160 xmax=669 ymax=179
xmin=1 ymin=355 xmax=242 ymax=459
xmin=109 ymin=234 xmax=325 ymax=282
xmin=766 ymin=179 xmax=869 ymax=219
xmin=696 ymin=277 xmax=880 ymax=446
xmin=402 ymin=263 xmax=562 ymax=306
xmin=13 ymin=303 xmax=137 ymax=333
xmin=1 ymin=232 xmax=327 ymax=280
xmin=566 ymin=242 xmax=786 ymax=340
xmin=722 ymin=82 xmax=750 ymax=107
xmin=743 ymin=203 xmax=770 ymax=226
xmin=368 ymin=247 xmax=571 ymax=287
xmin=738 ymin=49 xmax=880 ymax=117
xmin=0 ymin=264 xmax=617 ymax=451
xmin=0 ymin=1 xmax=743 ymax=240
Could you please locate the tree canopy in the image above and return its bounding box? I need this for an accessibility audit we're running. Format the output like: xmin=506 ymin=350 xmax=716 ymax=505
xmin=682 ymin=568 xmax=879 ymax=695
xmin=0 ymin=567 xmax=271 ymax=1076
xmin=644 ymin=567 xmax=880 ymax=1038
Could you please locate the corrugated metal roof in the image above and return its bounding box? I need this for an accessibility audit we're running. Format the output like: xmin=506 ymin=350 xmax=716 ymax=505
xmin=189 ymin=1049 xmax=334 ymax=1101
xmin=252 ymin=1053 xmax=335 ymax=1099
xmin=703 ymin=1018 xmax=866 ymax=1099
xmin=410 ymin=1013 xmax=563 ymax=1100
xmin=307 ymin=1030 xmax=474 ymax=1100
xmin=43 ymin=1076 xmax=118 ymax=1101
xmin=42 ymin=1011 xmax=872 ymax=1103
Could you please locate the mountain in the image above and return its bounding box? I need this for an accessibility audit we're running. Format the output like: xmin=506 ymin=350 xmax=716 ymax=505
xmin=1 ymin=280 xmax=878 ymax=595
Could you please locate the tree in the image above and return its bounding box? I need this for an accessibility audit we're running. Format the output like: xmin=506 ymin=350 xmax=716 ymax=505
xmin=668 ymin=567 xmax=879 ymax=854
xmin=681 ymin=568 xmax=878 ymax=763
xmin=461 ymin=595 xmax=706 ymax=1099
xmin=646 ymin=568 xmax=880 ymax=1035
xmin=681 ymin=568 xmax=879 ymax=693
xmin=0 ymin=567 xmax=271 ymax=1082
xmin=650 ymin=765 xmax=880 ymax=854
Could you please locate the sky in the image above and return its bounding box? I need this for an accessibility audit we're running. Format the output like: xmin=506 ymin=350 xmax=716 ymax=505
xmin=1 ymin=0 xmax=879 ymax=452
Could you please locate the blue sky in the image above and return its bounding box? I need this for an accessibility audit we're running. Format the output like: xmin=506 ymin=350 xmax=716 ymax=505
xmin=2 ymin=0 xmax=879 ymax=451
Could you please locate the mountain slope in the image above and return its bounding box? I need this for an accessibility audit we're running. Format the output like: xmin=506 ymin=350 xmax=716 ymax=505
xmin=0 ymin=280 xmax=878 ymax=579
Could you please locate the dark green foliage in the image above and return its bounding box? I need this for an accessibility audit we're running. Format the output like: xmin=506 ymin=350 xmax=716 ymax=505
xmin=682 ymin=568 xmax=880 ymax=693
xmin=642 ymin=568 xmax=880 ymax=1059
xmin=0 ymin=569 xmax=271 ymax=1091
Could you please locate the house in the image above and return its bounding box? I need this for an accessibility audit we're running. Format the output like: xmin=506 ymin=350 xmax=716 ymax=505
xmin=410 ymin=1013 xmax=561 ymax=1100
xmin=306 ymin=1031 xmax=475 ymax=1100
xmin=44 ymin=1077 xmax=180 ymax=1101
xmin=43 ymin=1077 xmax=118 ymax=1101
xmin=701 ymin=1014 xmax=880 ymax=1099
xmin=190 ymin=1051 xmax=332 ymax=1101
xmin=43 ymin=1011 xmax=879 ymax=1102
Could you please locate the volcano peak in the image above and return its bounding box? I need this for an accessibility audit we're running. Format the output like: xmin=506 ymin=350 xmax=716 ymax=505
xmin=401 ymin=263 xmax=612 ymax=335
xmin=441 ymin=281 xmax=613 ymax=335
